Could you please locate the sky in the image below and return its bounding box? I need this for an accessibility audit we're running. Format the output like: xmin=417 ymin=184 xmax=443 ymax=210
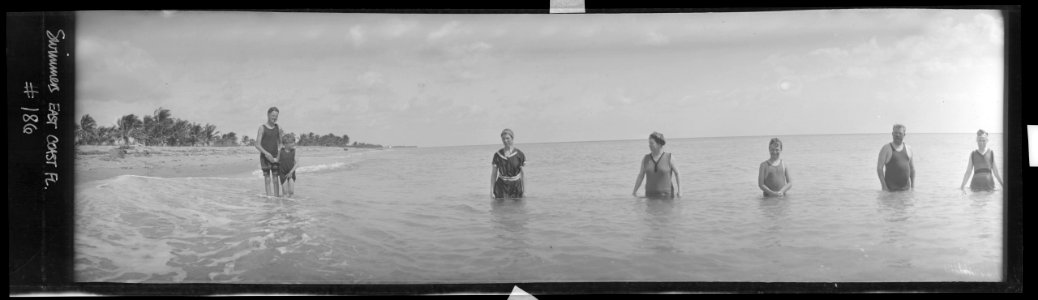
xmin=76 ymin=9 xmax=1005 ymax=147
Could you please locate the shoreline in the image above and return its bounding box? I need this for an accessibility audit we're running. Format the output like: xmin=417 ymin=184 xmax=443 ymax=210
xmin=75 ymin=145 xmax=367 ymax=184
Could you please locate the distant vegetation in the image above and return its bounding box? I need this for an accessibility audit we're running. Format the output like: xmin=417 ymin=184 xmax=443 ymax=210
xmin=349 ymin=142 xmax=384 ymax=149
xmin=75 ymin=107 xmax=379 ymax=148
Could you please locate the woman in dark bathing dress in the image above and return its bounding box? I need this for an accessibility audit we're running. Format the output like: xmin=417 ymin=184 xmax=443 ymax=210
xmin=960 ymin=129 xmax=1004 ymax=192
xmin=632 ymin=132 xmax=682 ymax=198
xmin=491 ymin=128 xmax=526 ymax=198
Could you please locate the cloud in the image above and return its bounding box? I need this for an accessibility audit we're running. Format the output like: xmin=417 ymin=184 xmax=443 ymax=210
xmin=76 ymin=37 xmax=170 ymax=103
xmin=604 ymin=89 xmax=636 ymax=106
xmin=427 ymin=21 xmax=460 ymax=41
xmin=770 ymin=11 xmax=1003 ymax=87
xmin=809 ymin=47 xmax=850 ymax=59
xmin=645 ymin=31 xmax=670 ymax=46
xmin=537 ymin=25 xmax=560 ymax=37
xmin=575 ymin=24 xmax=600 ymax=37
xmin=381 ymin=18 xmax=419 ymax=38
xmin=415 ymin=41 xmax=498 ymax=83
xmin=349 ymin=25 xmax=365 ymax=47
xmin=303 ymin=26 xmax=325 ymax=40
xmin=323 ymin=70 xmax=418 ymax=117
xmin=443 ymin=41 xmax=494 ymax=66
xmin=974 ymin=13 xmax=1003 ymax=45
xmin=358 ymin=71 xmax=384 ymax=87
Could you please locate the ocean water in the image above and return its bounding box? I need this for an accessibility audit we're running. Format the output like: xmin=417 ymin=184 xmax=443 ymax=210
xmin=74 ymin=133 xmax=1004 ymax=283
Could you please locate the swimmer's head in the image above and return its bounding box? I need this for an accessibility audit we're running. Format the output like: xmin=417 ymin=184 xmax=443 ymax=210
xmin=267 ymin=106 xmax=279 ymax=123
xmin=891 ymin=124 xmax=906 ymax=143
xmin=281 ymin=133 xmax=296 ymax=147
xmin=976 ymin=129 xmax=989 ymax=149
xmin=769 ymin=138 xmax=782 ymax=156
xmin=500 ymin=128 xmax=514 ymax=147
xmin=648 ymin=132 xmax=665 ymax=153
xmin=649 ymin=132 xmax=666 ymax=146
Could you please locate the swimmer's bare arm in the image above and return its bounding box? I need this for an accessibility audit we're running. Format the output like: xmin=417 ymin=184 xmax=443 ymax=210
xmin=779 ymin=162 xmax=792 ymax=195
xmin=670 ymin=155 xmax=681 ymax=197
xmin=276 ymin=127 xmax=284 ymax=161
xmin=960 ymin=152 xmax=974 ymax=190
xmin=758 ymin=162 xmax=780 ymax=196
xmin=633 ymin=157 xmax=647 ymax=196
xmin=990 ymin=152 xmax=1005 ymax=189
xmin=877 ymin=145 xmax=892 ymax=191
xmin=520 ymin=168 xmax=526 ymax=194
xmin=908 ymin=145 xmax=915 ymax=189
xmin=289 ymin=156 xmax=299 ymax=175
xmin=490 ymin=165 xmax=498 ymax=197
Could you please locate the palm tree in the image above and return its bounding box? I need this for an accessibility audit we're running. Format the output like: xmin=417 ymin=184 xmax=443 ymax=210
xmin=117 ymin=114 xmax=142 ymax=145
xmin=189 ymin=124 xmax=204 ymax=146
xmin=202 ymin=123 xmax=219 ymax=146
xmin=97 ymin=126 xmax=119 ymax=145
xmin=151 ymin=107 xmax=173 ymax=146
xmin=221 ymin=132 xmax=238 ymax=146
xmin=167 ymin=119 xmax=187 ymax=146
xmin=142 ymin=115 xmax=155 ymax=146
xmin=79 ymin=114 xmax=97 ymax=145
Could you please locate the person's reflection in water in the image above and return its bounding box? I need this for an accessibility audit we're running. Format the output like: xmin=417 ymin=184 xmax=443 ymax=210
xmin=875 ymin=190 xmax=916 ymax=269
xmin=967 ymin=190 xmax=1000 ymax=244
xmin=757 ymin=196 xmax=791 ymax=248
xmin=488 ymin=198 xmax=533 ymax=280
xmin=968 ymin=189 xmax=995 ymax=209
xmin=490 ymin=198 xmax=530 ymax=250
xmin=640 ymin=196 xmax=680 ymax=253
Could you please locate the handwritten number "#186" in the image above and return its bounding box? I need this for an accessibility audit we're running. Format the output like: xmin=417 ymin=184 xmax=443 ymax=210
xmin=22 ymin=107 xmax=39 ymax=134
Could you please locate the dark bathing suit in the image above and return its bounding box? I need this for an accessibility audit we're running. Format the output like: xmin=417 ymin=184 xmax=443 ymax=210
xmin=762 ymin=159 xmax=787 ymax=197
xmin=259 ymin=124 xmax=280 ymax=175
xmin=884 ymin=143 xmax=911 ymax=191
xmin=643 ymin=152 xmax=673 ymax=197
xmin=279 ymin=148 xmax=296 ymax=184
xmin=493 ymin=149 xmax=525 ymax=198
xmin=970 ymin=149 xmax=995 ymax=191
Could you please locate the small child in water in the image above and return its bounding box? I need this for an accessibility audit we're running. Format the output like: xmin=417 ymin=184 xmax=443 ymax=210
xmin=758 ymin=138 xmax=792 ymax=197
xmin=279 ymin=134 xmax=299 ymax=198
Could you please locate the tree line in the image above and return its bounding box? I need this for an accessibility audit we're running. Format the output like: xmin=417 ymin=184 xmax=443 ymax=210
xmin=75 ymin=107 xmax=373 ymax=148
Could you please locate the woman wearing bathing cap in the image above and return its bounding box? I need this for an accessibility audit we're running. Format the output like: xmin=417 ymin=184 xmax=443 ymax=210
xmin=491 ymin=128 xmax=526 ymax=198
xmin=633 ymin=131 xmax=682 ymax=198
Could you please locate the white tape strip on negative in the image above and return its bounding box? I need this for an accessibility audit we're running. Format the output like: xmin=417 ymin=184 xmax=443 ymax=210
xmin=507 ymin=285 xmax=538 ymax=300
xmin=550 ymin=0 xmax=585 ymax=14
xmin=1029 ymin=125 xmax=1037 ymax=167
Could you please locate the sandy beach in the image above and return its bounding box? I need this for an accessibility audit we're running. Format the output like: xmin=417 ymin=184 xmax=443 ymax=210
xmin=75 ymin=145 xmax=366 ymax=183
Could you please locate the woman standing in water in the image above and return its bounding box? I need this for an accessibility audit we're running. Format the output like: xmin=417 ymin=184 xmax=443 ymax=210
xmin=758 ymin=138 xmax=792 ymax=197
xmin=491 ymin=128 xmax=526 ymax=198
xmin=256 ymin=107 xmax=283 ymax=197
xmin=960 ymin=129 xmax=1004 ymax=191
xmin=633 ymin=132 xmax=682 ymax=198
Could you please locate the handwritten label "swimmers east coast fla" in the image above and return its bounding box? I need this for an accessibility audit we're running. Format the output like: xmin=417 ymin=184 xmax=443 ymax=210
xmin=19 ymin=29 xmax=65 ymax=189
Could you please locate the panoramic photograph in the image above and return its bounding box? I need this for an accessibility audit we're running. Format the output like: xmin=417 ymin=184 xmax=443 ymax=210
xmin=73 ymin=9 xmax=1005 ymax=283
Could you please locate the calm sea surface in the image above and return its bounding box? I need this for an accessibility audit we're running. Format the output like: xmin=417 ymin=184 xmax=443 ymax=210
xmin=75 ymin=133 xmax=1004 ymax=283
